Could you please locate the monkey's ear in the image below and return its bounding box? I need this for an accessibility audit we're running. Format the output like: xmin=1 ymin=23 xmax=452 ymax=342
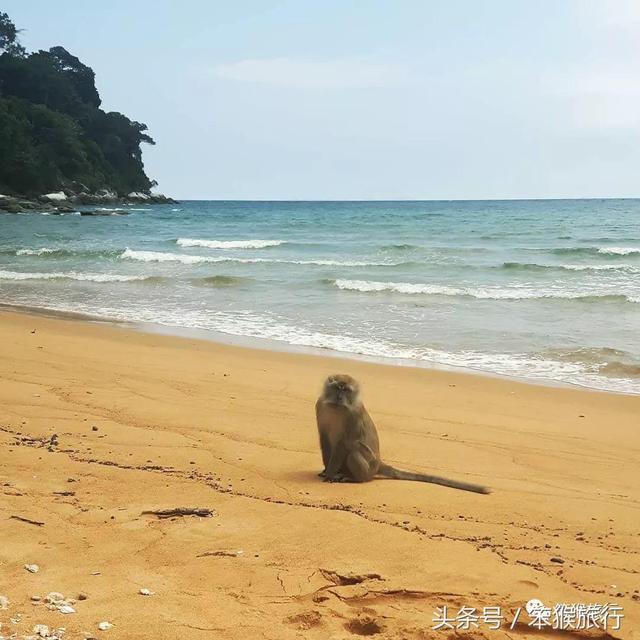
xmin=326 ymin=375 xmax=336 ymax=384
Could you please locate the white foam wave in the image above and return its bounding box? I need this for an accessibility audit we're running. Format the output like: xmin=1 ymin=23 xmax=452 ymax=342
xmin=598 ymin=246 xmax=640 ymax=256
xmin=121 ymin=249 xmax=222 ymax=264
xmin=1 ymin=296 xmax=637 ymax=394
xmin=561 ymin=263 xmax=637 ymax=271
xmin=335 ymin=279 xmax=460 ymax=295
xmin=296 ymin=259 xmax=387 ymax=266
xmin=332 ymin=279 xmax=636 ymax=302
xmin=16 ymin=248 xmax=56 ymax=256
xmin=121 ymin=249 xmax=393 ymax=267
xmin=0 ymin=270 xmax=148 ymax=282
xmin=177 ymin=238 xmax=284 ymax=249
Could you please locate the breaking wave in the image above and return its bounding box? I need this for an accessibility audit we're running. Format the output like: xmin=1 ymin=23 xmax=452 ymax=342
xmin=0 ymin=270 xmax=159 ymax=283
xmin=16 ymin=247 xmax=58 ymax=256
xmin=550 ymin=246 xmax=640 ymax=257
xmin=501 ymin=262 xmax=638 ymax=273
xmin=545 ymin=347 xmax=640 ymax=379
xmin=121 ymin=249 xmax=400 ymax=267
xmin=331 ymin=279 xmax=637 ymax=303
xmin=597 ymin=246 xmax=640 ymax=256
xmin=177 ymin=238 xmax=284 ymax=249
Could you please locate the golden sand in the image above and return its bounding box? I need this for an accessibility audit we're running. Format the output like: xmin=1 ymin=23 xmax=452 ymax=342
xmin=1 ymin=309 xmax=638 ymax=638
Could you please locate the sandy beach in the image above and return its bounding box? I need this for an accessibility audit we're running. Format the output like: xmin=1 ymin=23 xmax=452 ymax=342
xmin=1 ymin=308 xmax=639 ymax=639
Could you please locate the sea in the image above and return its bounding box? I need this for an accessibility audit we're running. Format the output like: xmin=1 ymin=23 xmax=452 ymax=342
xmin=1 ymin=199 xmax=639 ymax=394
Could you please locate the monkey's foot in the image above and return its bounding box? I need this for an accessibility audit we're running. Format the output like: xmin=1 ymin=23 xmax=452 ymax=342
xmin=323 ymin=474 xmax=352 ymax=483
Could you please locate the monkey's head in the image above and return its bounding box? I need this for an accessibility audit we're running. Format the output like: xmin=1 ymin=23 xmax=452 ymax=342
xmin=322 ymin=374 xmax=361 ymax=408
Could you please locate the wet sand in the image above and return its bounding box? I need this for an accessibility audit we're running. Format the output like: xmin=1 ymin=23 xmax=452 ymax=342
xmin=0 ymin=309 xmax=639 ymax=639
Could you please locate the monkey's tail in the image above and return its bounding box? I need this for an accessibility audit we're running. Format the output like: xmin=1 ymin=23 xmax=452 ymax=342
xmin=378 ymin=463 xmax=490 ymax=494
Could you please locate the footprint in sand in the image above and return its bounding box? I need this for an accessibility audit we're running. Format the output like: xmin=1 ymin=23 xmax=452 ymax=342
xmin=344 ymin=615 xmax=385 ymax=636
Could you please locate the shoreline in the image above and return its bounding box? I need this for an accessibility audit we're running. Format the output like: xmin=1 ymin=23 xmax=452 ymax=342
xmin=1 ymin=307 xmax=639 ymax=638
xmin=1 ymin=301 xmax=632 ymax=398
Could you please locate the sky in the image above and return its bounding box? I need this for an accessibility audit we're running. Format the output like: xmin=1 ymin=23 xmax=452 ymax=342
xmin=4 ymin=1 xmax=640 ymax=200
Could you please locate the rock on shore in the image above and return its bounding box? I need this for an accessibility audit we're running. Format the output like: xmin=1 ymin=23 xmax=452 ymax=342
xmin=0 ymin=189 xmax=177 ymax=215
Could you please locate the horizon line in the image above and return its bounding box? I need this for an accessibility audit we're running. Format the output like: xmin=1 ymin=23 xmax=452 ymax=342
xmin=164 ymin=196 xmax=640 ymax=203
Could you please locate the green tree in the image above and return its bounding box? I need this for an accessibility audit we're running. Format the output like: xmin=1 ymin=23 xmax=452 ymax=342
xmin=0 ymin=12 xmax=156 ymax=196
xmin=0 ymin=11 xmax=26 ymax=57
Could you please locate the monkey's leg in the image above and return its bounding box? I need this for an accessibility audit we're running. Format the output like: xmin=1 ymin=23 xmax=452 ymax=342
xmin=318 ymin=432 xmax=332 ymax=477
xmin=346 ymin=450 xmax=376 ymax=483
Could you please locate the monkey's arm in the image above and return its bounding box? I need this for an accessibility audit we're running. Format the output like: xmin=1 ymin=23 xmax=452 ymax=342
xmin=324 ymin=440 xmax=348 ymax=482
xmin=319 ymin=431 xmax=332 ymax=474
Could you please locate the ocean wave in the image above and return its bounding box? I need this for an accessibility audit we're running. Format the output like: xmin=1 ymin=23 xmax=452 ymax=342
xmin=16 ymin=248 xmax=58 ymax=256
xmin=331 ymin=279 xmax=637 ymax=303
xmin=293 ymin=258 xmax=398 ymax=266
xmin=550 ymin=246 xmax=640 ymax=257
xmin=121 ymin=249 xmax=222 ymax=264
xmin=121 ymin=249 xmax=399 ymax=267
xmin=192 ymin=275 xmax=252 ymax=287
xmin=381 ymin=243 xmax=418 ymax=250
xmin=28 ymin=301 xmax=640 ymax=393
xmin=597 ymin=246 xmax=640 ymax=256
xmin=0 ymin=270 xmax=158 ymax=283
xmin=177 ymin=238 xmax=284 ymax=249
xmin=10 ymin=247 xmax=122 ymax=259
xmin=545 ymin=347 xmax=640 ymax=379
xmin=501 ymin=261 xmax=638 ymax=273
xmin=1 ymin=295 xmax=637 ymax=394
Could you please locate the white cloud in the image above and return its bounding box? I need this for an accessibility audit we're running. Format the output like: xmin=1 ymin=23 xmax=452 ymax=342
xmin=210 ymin=57 xmax=410 ymax=89
xmin=543 ymin=65 xmax=640 ymax=131
xmin=582 ymin=0 xmax=640 ymax=30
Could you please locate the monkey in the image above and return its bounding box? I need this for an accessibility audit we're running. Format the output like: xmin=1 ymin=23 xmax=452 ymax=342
xmin=315 ymin=374 xmax=490 ymax=494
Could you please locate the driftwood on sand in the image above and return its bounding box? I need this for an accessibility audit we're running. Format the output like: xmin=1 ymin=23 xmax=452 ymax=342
xmin=141 ymin=507 xmax=214 ymax=519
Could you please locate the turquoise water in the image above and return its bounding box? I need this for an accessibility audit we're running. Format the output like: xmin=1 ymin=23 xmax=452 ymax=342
xmin=1 ymin=199 xmax=639 ymax=393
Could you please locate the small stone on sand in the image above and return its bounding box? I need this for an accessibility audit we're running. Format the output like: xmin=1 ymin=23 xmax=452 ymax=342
xmin=45 ymin=592 xmax=65 ymax=603
xmin=98 ymin=621 xmax=112 ymax=630
xmin=58 ymin=604 xmax=76 ymax=614
xmin=25 ymin=563 xmax=40 ymax=573
xmin=0 ymin=595 xmax=9 ymax=609
xmin=139 ymin=588 xmax=154 ymax=596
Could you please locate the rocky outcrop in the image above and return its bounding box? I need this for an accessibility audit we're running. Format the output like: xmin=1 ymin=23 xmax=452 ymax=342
xmin=124 ymin=192 xmax=176 ymax=204
xmin=0 ymin=189 xmax=176 ymax=214
xmin=40 ymin=191 xmax=68 ymax=202
xmin=80 ymin=209 xmax=129 ymax=216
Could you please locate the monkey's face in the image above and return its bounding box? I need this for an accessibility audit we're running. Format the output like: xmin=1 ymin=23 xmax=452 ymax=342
xmin=322 ymin=374 xmax=360 ymax=407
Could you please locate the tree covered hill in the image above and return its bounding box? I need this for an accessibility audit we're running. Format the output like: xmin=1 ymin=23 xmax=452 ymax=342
xmin=0 ymin=12 xmax=157 ymax=197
